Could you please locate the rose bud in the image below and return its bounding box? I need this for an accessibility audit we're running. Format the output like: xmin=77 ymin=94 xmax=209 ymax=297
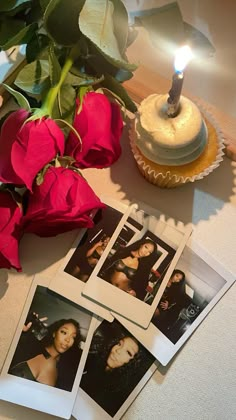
xmin=0 ymin=109 xmax=65 ymax=191
xmin=23 ymin=166 xmax=105 ymax=237
xmin=65 ymin=92 xmax=123 ymax=169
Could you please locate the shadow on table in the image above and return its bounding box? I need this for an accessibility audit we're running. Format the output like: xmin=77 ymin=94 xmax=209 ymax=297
xmin=109 ymin=122 xmax=235 ymax=225
xmin=17 ymin=229 xmax=78 ymax=277
xmin=0 ymin=270 xmax=9 ymax=299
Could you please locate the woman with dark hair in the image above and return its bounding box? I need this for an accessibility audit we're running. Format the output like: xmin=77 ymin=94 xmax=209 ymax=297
xmin=152 ymin=269 xmax=186 ymax=330
xmin=80 ymin=320 xmax=155 ymax=416
xmin=9 ymin=316 xmax=81 ymax=390
xmin=71 ymin=235 xmax=110 ymax=282
xmin=100 ymin=237 xmax=160 ymax=300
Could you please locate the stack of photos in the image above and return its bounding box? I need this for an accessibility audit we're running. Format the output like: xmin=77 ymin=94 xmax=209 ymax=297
xmin=81 ymin=200 xmax=192 ymax=328
xmin=0 ymin=198 xmax=234 ymax=419
xmin=115 ymin=238 xmax=235 ymax=365
xmin=0 ymin=276 xmax=96 ymax=418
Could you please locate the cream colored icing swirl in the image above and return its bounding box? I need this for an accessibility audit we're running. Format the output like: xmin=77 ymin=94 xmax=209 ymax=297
xmin=135 ymin=94 xmax=208 ymax=165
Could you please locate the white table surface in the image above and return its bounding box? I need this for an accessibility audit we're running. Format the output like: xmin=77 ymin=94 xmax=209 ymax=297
xmin=1 ymin=1 xmax=236 ymax=419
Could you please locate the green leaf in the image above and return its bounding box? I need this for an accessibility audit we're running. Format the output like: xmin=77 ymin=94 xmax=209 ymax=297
xmin=44 ymin=0 xmax=84 ymax=46
xmin=66 ymin=71 xmax=103 ymax=87
xmin=24 ymin=1 xmax=44 ymax=24
xmin=110 ymin=0 xmax=129 ymax=54
xmin=77 ymin=85 xmax=90 ymax=113
xmin=114 ymin=68 xmax=133 ymax=83
xmin=36 ymin=164 xmax=51 ymax=186
xmin=14 ymin=59 xmax=51 ymax=96
xmin=40 ymin=0 xmax=52 ymax=12
xmin=102 ymin=73 xmax=137 ymax=113
xmin=55 ymin=117 xmax=82 ymax=144
xmin=135 ymin=2 xmax=185 ymax=51
xmin=0 ymin=19 xmax=25 ymax=48
xmin=51 ymin=83 xmax=76 ymax=126
xmin=26 ymin=33 xmax=50 ymax=63
xmin=1 ymin=83 xmax=31 ymax=110
xmin=56 ymin=155 xmax=76 ymax=167
xmin=0 ymin=0 xmax=29 ymax=12
xmin=0 ymin=21 xmax=37 ymax=50
xmin=79 ymin=0 xmax=136 ymax=71
xmin=48 ymin=45 xmax=61 ymax=86
xmin=183 ymin=22 xmax=215 ymax=57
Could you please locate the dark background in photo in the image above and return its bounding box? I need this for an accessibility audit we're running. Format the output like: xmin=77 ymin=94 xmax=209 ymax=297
xmin=8 ymin=286 xmax=92 ymax=391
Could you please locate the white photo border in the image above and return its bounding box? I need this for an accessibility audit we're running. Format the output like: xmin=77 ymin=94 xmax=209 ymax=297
xmin=0 ymin=274 xmax=97 ymax=419
xmin=114 ymin=237 xmax=235 ymax=366
xmin=49 ymin=197 xmax=131 ymax=322
xmin=82 ymin=202 xmax=192 ymax=328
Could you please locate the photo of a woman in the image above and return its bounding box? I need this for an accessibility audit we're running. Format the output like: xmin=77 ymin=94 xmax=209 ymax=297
xmin=152 ymin=269 xmax=186 ymax=332
xmin=64 ymin=204 xmax=124 ymax=283
xmin=80 ymin=319 xmax=155 ymax=417
xmin=9 ymin=316 xmax=81 ymax=389
xmin=71 ymin=235 xmax=110 ymax=282
xmin=100 ymin=237 xmax=160 ymax=300
xmin=8 ymin=285 xmax=92 ymax=392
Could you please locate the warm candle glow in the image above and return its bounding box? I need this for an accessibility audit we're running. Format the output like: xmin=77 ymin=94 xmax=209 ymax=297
xmin=174 ymin=45 xmax=193 ymax=73
xmin=167 ymin=45 xmax=193 ymax=117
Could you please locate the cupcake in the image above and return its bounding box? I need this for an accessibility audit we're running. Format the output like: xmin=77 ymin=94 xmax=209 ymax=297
xmin=130 ymin=94 xmax=224 ymax=188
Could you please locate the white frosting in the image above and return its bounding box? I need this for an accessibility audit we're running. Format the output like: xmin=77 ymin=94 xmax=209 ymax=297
xmin=135 ymin=94 xmax=208 ymax=166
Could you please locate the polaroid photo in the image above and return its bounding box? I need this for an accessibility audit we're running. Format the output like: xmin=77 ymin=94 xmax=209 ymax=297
xmin=49 ymin=197 xmax=131 ymax=322
xmin=114 ymin=237 xmax=235 ymax=366
xmin=0 ymin=275 xmax=97 ymax=419
xmin=72 ymin=318 xmax=157 ymax=420
xmin=82 ymin=201 xmax=192 ymax=328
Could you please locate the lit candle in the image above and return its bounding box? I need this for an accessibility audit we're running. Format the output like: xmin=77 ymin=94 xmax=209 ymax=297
xmin=167 ymin=45 xmax=193 ymax=118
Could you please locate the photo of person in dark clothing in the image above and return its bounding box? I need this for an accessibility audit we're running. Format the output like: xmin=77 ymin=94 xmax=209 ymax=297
xmin=152 ymin=269 xmax=186 ymax=332
xmin=80 ymin=319 xmax=155 ymax=417
xmin=8 ymin=286 xmax=92 ymax=392
xmin=9 ymin=315 xmax=81 ymax=390
xmin=71 ymin=235 xmax=111 ymax=282
xmin=99 ymin=237 xmax=160 ymax=300
xmin=64 ymin=205 xmax=123 ymax=283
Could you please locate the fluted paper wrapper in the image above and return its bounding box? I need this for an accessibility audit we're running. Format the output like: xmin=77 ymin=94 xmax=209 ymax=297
xmin=129 ymin=104 xmax=225 ymax=188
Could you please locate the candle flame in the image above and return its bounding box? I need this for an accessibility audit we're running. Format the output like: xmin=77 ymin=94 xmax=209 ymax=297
xmin=174 ymin=45 xmax=193 ymax=73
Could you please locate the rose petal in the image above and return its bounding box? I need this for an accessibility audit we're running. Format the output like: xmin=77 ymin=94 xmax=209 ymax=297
xmin=12 ymin=117 xmax=65 ymax=191
xmin=0 ymin=109 xmax=29 ymax=185
xmin=0 ymin=191 xmax=23 ymax=271
xmin=65 ymin=92 xmax=123 ymax=169
xmin=23 ymin=167 xmax=105 ymax=237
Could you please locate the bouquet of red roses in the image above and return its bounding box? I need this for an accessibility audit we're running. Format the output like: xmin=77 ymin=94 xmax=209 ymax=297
xmin=0 ymin=0 xmax=139 ymax=271
xmin=0 ymin=1 xmax=214 ymax=271
xmin=0 ymin=88 xmax=126 ymax=271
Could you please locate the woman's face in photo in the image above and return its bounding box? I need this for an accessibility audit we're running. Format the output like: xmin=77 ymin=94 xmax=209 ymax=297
xmin=106 ymin=337 xmax=139 ymax=370
xmin=172 ymin=272 xmax=183 ymax=283
xmin=53 ymin=322 xmax=77 ymax=354
xmin=137 ymin=242 xmax=155 ymax=258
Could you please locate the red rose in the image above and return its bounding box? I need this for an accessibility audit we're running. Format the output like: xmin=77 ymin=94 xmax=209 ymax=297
xmin=0 ymin=109 xmax=65 ymax=191
xmin=65 ymin=92 xmax=123 ymax=168
xmin=23 ymin=166 xmax=105 ymax=237
xmin=0 ymin=190 xmax=23 ymax=272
